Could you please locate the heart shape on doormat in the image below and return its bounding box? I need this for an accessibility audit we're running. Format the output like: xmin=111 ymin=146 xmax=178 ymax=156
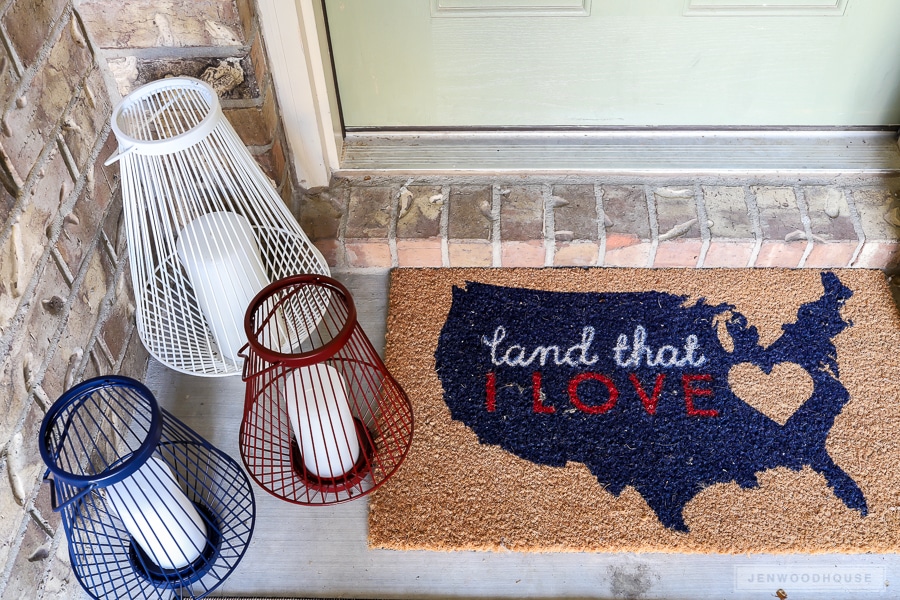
xmin=728 ymin=361 xmax=814 ymax=426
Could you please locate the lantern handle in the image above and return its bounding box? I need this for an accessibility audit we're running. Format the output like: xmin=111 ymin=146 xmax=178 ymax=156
xmin=103 ymin=144 xmax=138 ymax=166
xmin=42 ymin=469 xmax=96 ymax=513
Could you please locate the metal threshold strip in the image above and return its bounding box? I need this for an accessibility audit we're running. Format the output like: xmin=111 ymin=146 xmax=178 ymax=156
xmin=337 ymin=129 xmax=900 ymax=176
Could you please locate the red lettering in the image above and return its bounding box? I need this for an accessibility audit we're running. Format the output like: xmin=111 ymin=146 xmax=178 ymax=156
xmin=683 ymin=373 xmax=717 ymax=417
xmin=629 ymin=373 xmax=665 ymax=416
xmin=532 ymin=371 xmax=555 ymax=413
xmin=486 ymin=372 xmax=496 ymax=412
xmin=569 ymin=372 xmax=618 ymax=414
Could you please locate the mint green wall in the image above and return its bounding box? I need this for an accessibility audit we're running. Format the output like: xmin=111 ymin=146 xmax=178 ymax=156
xmin=325 ymin=0 xmax=900 ymax=127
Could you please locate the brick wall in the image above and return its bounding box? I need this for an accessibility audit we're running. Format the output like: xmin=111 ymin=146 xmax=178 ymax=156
xmin=0 ymin=0 xmax=149 ymax=597
xmin=75 ymin=0 xmax=296 ymax=210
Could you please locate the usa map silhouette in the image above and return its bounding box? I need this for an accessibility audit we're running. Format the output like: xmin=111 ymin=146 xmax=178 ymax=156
xmin=434 ymin=272 xmax=867 ymax=532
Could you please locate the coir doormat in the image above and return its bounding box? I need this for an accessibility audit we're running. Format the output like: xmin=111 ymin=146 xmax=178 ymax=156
xmin=369 ymin=268 xmax=900 ymax=554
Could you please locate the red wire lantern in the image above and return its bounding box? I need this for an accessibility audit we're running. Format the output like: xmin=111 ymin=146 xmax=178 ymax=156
xmin=239 ymin=274 xmax=414 ymax=505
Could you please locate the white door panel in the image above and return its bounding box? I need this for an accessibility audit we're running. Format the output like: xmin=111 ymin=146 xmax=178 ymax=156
xmin=324 ymin=0 xmax=900 ymax=127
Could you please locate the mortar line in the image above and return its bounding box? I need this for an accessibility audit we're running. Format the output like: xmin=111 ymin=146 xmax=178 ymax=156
xmin=645 ymin=185 xmax=659 ymax=267
xmin=595 ymin=184 xmax=606 ymax=267
xmin=389 ymin=183 xmax=400 ymax=268
xmin=335 ymin=184 xmax=350 ymax=268
xmin=74 ymin=244 xmax=130 ymax=377
xmin=491 ymin=184 xmax=501 ymax=267
xmin=844 ymin=187 xmax=867 ymax=267
xmin=440 ymin=184 xmax=450 ymax=267
xmin=1 ymin=3 xmax=73 ymax=114
xmin=694 ymin=183 xmax=710 ymax=268
xmin=543 ymin=183 xmax=554 ymax=267
xmin=745 ymin=185 xmax=763 ymax=267
xmin=794 ymin=185 xmax=815 ymax=267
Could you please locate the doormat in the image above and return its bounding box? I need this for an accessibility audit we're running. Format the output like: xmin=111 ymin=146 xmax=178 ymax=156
xmin=369 ymin=268 xmax=900 ymax=554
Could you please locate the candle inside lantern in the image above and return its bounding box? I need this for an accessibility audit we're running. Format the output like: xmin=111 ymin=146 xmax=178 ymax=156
xmin=176 ymin=211 xmax=269 ymax=364
xmin=106 ymin=456 xmax=208 ymax=571
xmin=286 ymin=364 xmax=360 ymax=479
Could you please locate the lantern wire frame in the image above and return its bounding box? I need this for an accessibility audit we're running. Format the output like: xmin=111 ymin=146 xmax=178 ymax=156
xmin=106 ymin=77 xmax=329 ymax=377
xmin=240 ymin=275 xmax=415 ymax=505
xmin=39 ymin=376 xmax=256 ymax=600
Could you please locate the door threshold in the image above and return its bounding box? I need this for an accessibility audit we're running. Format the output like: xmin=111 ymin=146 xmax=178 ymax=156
xmin=336 ymin=130 xmax=900 ymax=177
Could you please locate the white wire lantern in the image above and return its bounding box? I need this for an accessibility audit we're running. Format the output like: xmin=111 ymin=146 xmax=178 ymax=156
xmin=106 ymin=77 xmax=329 ymax=377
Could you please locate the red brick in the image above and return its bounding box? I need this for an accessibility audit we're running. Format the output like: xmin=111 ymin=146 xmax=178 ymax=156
xmin=854 ymin=242 xmax=900 ymax=270
xmin=20 ymin=257 xmax=69 ymax=371
xmin=754 ymin=241 xmax=807 ymax=268
xmin=654 ymin=239 xmax=703 ymax=268
xmin=1 ymin=506 xmax=52 ymax=599
xmin=500 ymin=186 xmax=543 ymax=241
xmin=397 ymin=239 xmax=442 ymax=267
xmin=604 ymin=233 xmax=651 ymax=267
xmin=99 ymin=273 xmax=136 ymax=365
xmin=75 ymin=0 xmax=244 ymax=49
xmin=4 ymin=16 xmax=92 ymax=178
xmin=655 ymin=188 xmax=700 ymax=243
xmin=300 ymin=186 xmax=346 ymax=241
xmin=117 ymin=329 xmax=150 ymax=382
xmin=225 ymin=102 xmax=274 ymax=147
xmin=554 ymin=241 xmax=599 ymax=266
xmin=602 ymin=185 xmax=650 ymax=239
xmin=396 ymin=186 xmax=442 ymax=239
xmin=58 ymin=171 xmax=115 ymax=276
xmin=250 ymin=29 xmax=270 ymax=96
xmin=448 ymin=241 xmax=492 ymax=267
xmin=501 ymin=240 xmax=544 ymax=267
xmin=346 ymin=186 xmax=391 ymax=239
xmin=804 ymin=187 xmax=858 ymax=242
xmin=754 ymin=186 xmax=802 ymax=241
xmin=552 ymin=184 xmax=597 ymax=240
xmin=448 ymin=185 xmax=492 ymax=240
xmin=703 ymin=241 xmax=755 ymax=268
xmin=312 ymin=239 xmax=342 ymax=267
xmin=3 ymin=0 xmax=68 ymax=69
xmin=61 ymin=68 xmax=113 ymax=173
xmin=345 ymin=242 xmax=391 ymax=268
xmin=804 ymin=242 xmax=858 ymax=268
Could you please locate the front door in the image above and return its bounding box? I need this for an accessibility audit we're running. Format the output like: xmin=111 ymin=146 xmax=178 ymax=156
xmin=323 ymin=0 xmax=900 ymax=128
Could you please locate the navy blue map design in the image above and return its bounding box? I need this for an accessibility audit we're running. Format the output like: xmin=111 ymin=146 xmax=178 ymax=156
xmin=434 ymin=272 xmax=867 ymax=532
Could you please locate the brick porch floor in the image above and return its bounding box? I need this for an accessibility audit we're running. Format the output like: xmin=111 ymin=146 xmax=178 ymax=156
xmin=298 ymin=175 xmax=900 ymax=273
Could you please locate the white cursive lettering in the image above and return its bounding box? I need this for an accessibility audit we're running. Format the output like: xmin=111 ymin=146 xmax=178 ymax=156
xmin=482 ymin=326 xmax=599 ymax=367
xmin=612 ymin=325 xmax=706 ymax=369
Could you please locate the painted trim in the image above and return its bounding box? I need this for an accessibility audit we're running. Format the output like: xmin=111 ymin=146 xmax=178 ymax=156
xmin=257 ymin=0 xmax=340 ymax=188
xmin=684 ymin=0 xmax=848 ymax=17
xmin=431 ymin=0 xmax=591 ymax=17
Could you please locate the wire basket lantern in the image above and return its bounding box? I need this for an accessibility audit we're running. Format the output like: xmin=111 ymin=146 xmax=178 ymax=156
xmin=39 ymin=376 xmax=255 ymax=600
xmin=240 ymin=274 xmax=414 ymax=505
xmin=106 ymin=77 xmax=329 ymax=377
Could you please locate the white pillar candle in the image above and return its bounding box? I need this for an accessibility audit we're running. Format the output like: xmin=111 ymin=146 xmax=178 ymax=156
xmin=176 ymin=211 xmax=269 ymax=364
xmin=286 ymin=364 xmax=360 ymax=479
xmin=106 ymin=456 xmax=208 ymax=571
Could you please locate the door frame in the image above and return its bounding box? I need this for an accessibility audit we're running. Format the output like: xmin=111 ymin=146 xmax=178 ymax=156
xmin=257 ymin=0 xmax=341 ymax=189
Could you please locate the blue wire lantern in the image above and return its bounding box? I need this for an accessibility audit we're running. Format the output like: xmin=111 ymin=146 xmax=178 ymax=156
xmin=39 ymin=376 xmax=255 ymax=599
